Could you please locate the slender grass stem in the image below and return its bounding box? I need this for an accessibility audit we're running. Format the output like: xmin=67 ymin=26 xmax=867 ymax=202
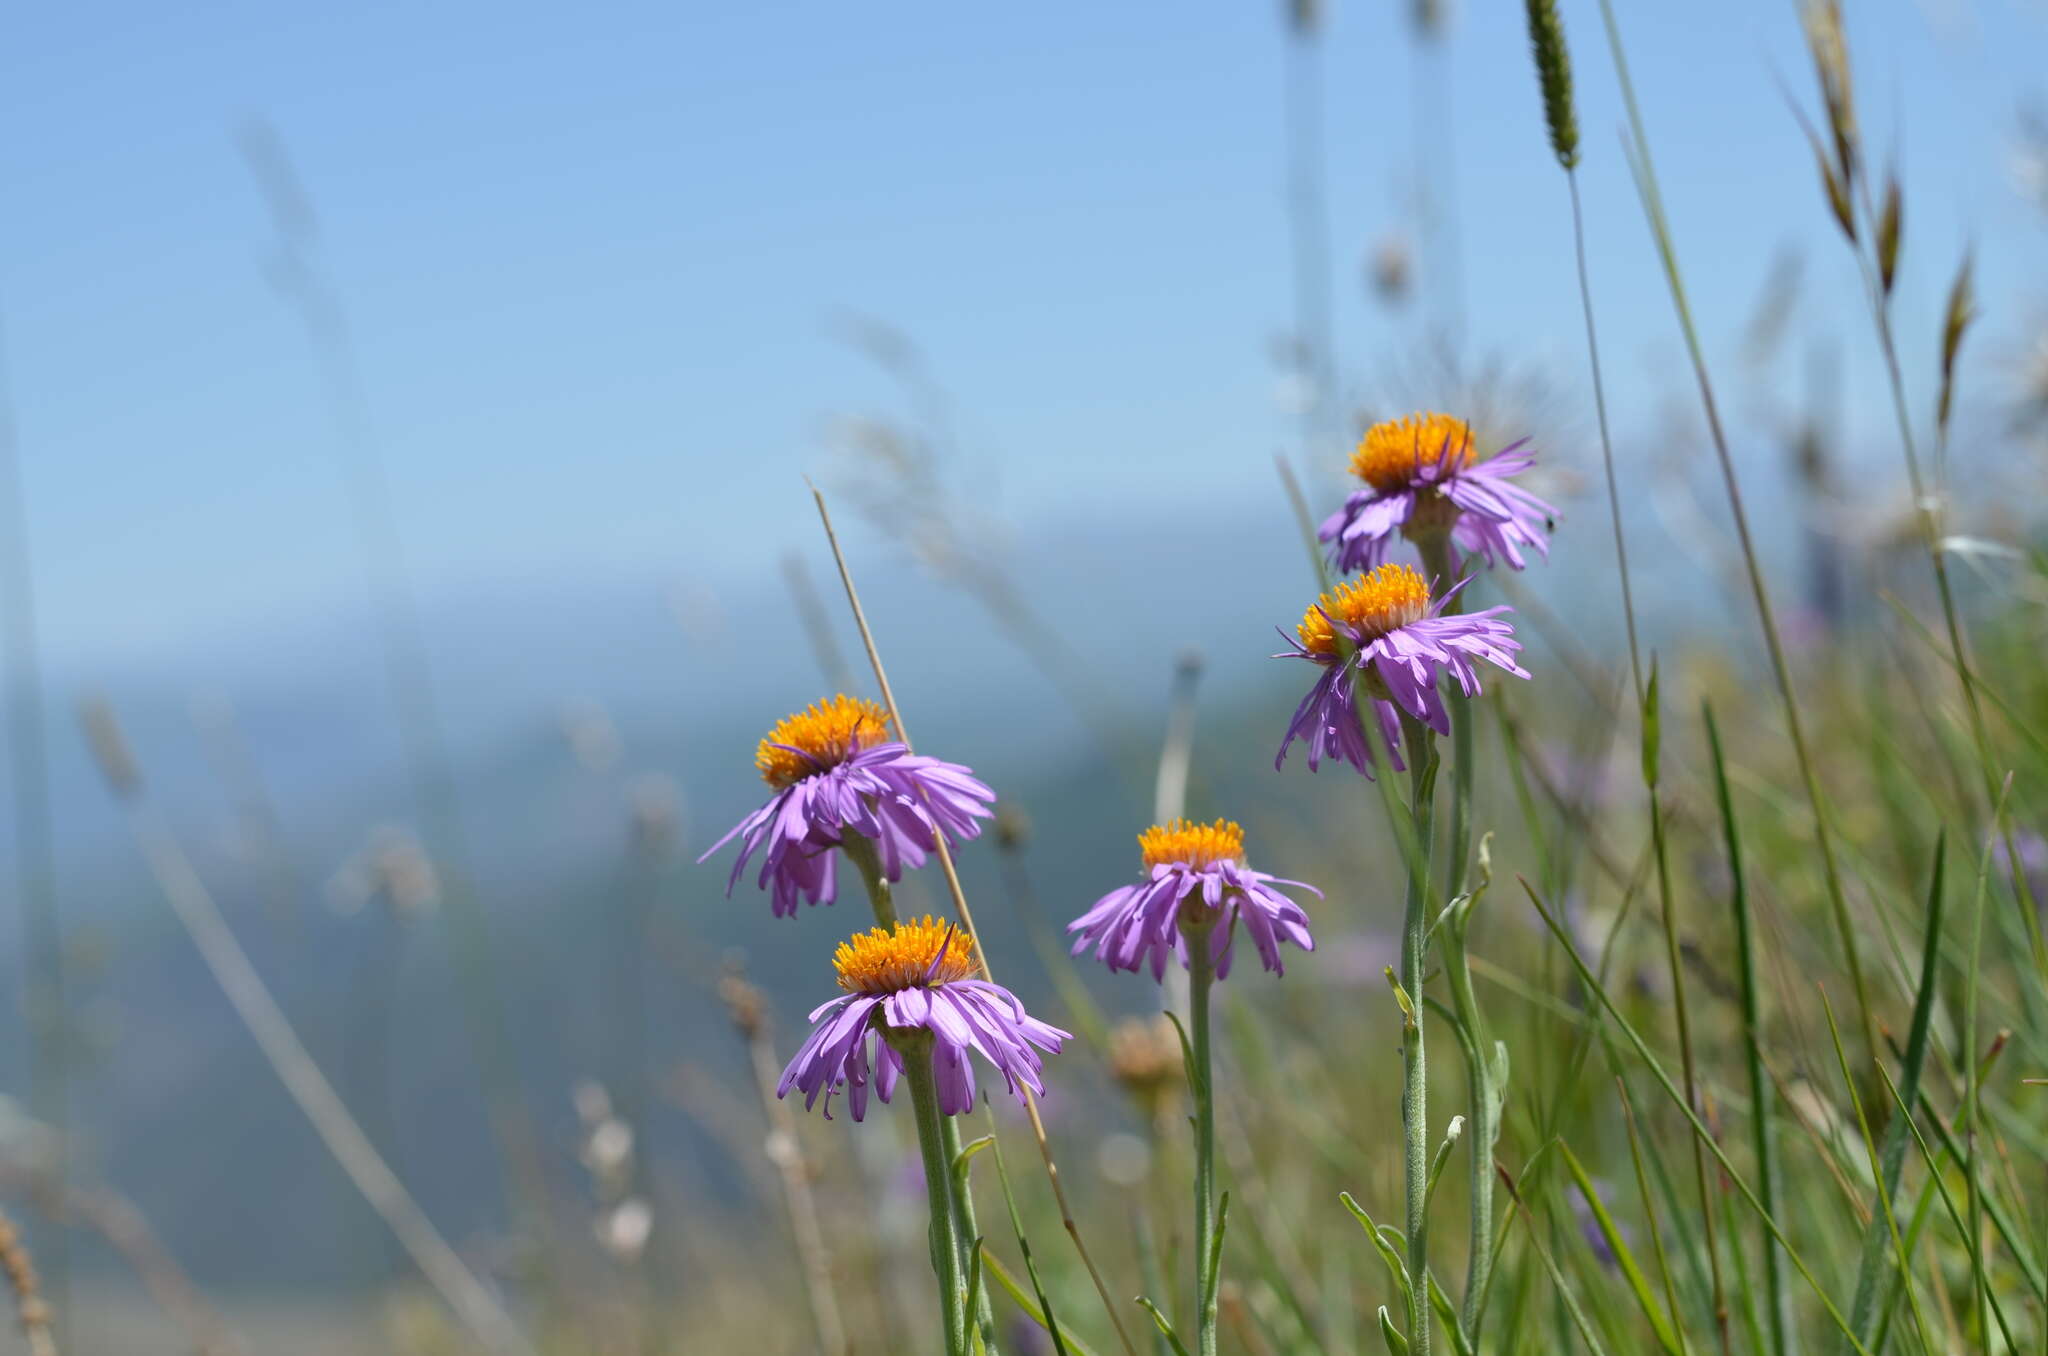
xmin=1962 ymin=781 xmax=2010 ymax=1351
xmin=1618 ymin=1078 xmax=1690 ymax=1356
xmin=1521 ymin=877 xmax=1874 ymax=1352
xmin=814 ymin=487 xmax=1136 ymax=1356
xmin=1704 ymin=704 xmax=1792 ymax=1356
xmin=1642 ymin=672 xmax=1728 ymax=1352
xmin=1847 ymin=197 xmax=2045 ymax=972
xmin=1594 ymin=0 xmax=1877 ymax=1062
xmin=1844 ymin=836 xmax=1949 ymax=1351
xmin=1566 ymin=170 xmax=1644 ymax=703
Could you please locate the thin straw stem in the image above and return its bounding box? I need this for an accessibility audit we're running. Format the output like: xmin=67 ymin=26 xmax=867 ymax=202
xmin=1566 ymin=170 xmax=1644 ymax=703
xmin=811 ymin=486 xmax=1139 ymax=1356
xmin=0 ymin=1204 xmax=55 ymax=1356
xmin=1644 ymin=673 xmax=1729 ymax=1352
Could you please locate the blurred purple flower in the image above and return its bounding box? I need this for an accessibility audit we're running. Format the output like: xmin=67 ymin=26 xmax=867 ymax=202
xmin=1993 ymin=830 xmax=2048 ymax=915
xmin=1324 ymin=932 xmax=1402 ymax=985
xmin=1006 ymin=1316 xmax=1054 ymax=1356
xmin=1320 ymin=412 xmax=1555 ymax=574
xmin=1570 ymin=1177 xmax=1629 ymax=1272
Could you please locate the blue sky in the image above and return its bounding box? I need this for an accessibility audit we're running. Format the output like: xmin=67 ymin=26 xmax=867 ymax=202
xmin=3 ymin=0 xmax=2042 ymax=673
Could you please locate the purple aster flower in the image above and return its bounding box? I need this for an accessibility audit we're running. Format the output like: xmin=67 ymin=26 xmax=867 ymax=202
xmin=1068 ymin=819 xmax=1319 ymax=980
xmin=778 ymin=917 xmax=1069 ymax=1121
xmin=1571 ymin=1177 xmax=1629 ymax=1272
xmin=1274 ymin=563 xmax=1529 ymax=777
xmin=1993 ymin=831 xmax=2048 ymax=915
xmin=1319 ymin=412 xmax=1555 ymax=573
xmin=699 ymin=695 xmax=995 ymax=917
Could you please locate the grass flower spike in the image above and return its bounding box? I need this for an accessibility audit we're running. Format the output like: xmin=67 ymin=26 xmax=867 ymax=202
xmin=1068 ymin=818 xmax=1320 ymax=979
xmin=699 ymin=695 xmax=996 ymax=916
xmin=1276 ymin=564 xmax=1528 ymax=776
xmin=778 ymin=917 xmax=1069 ymax=1120
xmin=1320 ymin=412 xmax=1556 ymax=573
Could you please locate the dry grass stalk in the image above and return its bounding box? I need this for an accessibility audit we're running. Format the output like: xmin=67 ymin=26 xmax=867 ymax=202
xmin=1937 ymin=252 xmax=1977 ymax=442
xmin=1876 ymin=172 xmax=1903 ymax=298
xmin=811 ymin=486 xmax=1140 ymax=1356
xmin=1802 ymin=0 xmax=1858 ymax=187
xmin=0 ymin=1162 xmax=245 ymax=1356
xmin=0 ymin=1205 xmax=55 ymax=1356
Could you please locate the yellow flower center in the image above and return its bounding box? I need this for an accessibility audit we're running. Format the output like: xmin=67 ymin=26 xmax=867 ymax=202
xmin=1296 ymin=564 xmax=1432 ymax=659
xmin=1139 ymin=818 xmax=1245 ymax=871
xmin=832 ymin=916 xmax=979 ymax=994
xmin=755 ymin=695 xmax=892 ymax=787
xmin=1349 ymin=412 xmax=1475 ymax=493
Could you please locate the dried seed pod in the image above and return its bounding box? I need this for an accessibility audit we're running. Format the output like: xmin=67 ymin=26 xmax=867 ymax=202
xmin=1803 ymin=0 xmax=1858 ymax=189
xmin=1876 ymin=172 xmax=1903 ymax=298
xmin=1801 ymin=120 xmax=1857 ymax=242
xmin=1937 ymin=252 xmax=1977 ymax=438
xmin=1524 ymin=0 xmax=1580 ymax=170
xmin=78 ymin=695 xmax=140 ymax=800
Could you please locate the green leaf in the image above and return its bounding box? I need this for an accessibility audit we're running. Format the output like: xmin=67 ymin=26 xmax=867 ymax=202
xmin=1639 ymin=656 xmax=1662 ymax=789
xmin=1557 ymin=1140 xmax=1686 ymax=1355
xmin=1844 ymin=833 xmax=1950 ymax=1350
xmin=977 ymin=1246 xmax=1099 ymax=1356
xmin=1135 ymin=1298 xmax=1193 ymax=1356
xmin=1378 ymin=1305 xmax=1412 ymax=1355
xmin=1341 ymin=1192 xmax=1415 ymax=1314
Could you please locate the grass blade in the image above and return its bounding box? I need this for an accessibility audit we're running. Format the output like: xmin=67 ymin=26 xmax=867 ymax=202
xmin=1843 ymin=834 xmax=1948 ymax=1349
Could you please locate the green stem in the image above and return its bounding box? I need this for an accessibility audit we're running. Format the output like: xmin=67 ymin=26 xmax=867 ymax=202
xmin=842 ymin=834 xmax=900 ymax=930
xmin=1398 ymin=709 xmax=1438 ymax=1356
xmin=1643 ymin=678 xmax=1727 ymax=1353
xmin=904 ymin=1040 xmax=971 ymax=1356
xmin=1441 ymin=910 xmax=1497 ymax=1344
xmin=1189 ymin=917 xmax=1221 ymax=1356
xmin=1705 ymin=704 xmax=1790 ymax=1356
xmin=842 ymin=833 xmax=998 ymax=1353
xmin=942 ymin=1113 xmax=1000 ymax=1351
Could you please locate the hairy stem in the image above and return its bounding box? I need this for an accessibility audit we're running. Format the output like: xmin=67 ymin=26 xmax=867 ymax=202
xmin=1399 ymin=710 xmax=1439 ymax=1356
xmin=903 ymin=1042 xmax=971 ymax=1356
xmin=841 ymin=836 xmax=998 ymax=1352
xmin=1189 ymin=918 xmax=1221 ymax=1356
